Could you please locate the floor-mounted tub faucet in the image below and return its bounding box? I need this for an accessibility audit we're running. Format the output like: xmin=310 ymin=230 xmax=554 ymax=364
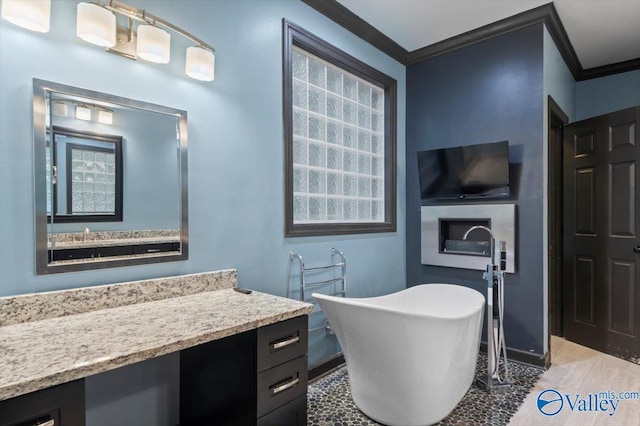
xmin=463 ymin=225 xmax=510 ymax=391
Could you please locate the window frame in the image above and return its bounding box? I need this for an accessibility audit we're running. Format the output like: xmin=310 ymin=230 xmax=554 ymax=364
xmin=50 ymin=126 xmax=123 ymax=223
xmin=283 ymin=19 xmax=397 ymax=237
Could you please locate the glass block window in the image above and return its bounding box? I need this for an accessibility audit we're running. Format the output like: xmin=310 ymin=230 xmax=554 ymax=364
xmin=292 ymin=46 xmax=386 ymax=224
xmin=70 ymin=147 xmax=116 ymax=214
xmin=49 ymin=128 xmax=123 ymax=223
xmin=284 ymin=21 xmax=397 ymax=236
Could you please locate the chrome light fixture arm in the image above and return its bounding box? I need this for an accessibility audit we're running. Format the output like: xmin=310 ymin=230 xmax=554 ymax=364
xmin=1 ymin=0 xmax=217 ymax=81
xmin=98 ymin=0 xmax=214 ymax=53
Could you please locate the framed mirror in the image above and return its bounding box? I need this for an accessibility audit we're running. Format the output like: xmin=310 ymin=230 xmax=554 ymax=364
xmin=33 ymin=79 xmax=188 ymax=274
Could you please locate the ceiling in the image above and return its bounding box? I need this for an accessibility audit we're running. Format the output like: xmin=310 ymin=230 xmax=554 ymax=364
xmin=336 ymin=0 xmax=640 ymax=69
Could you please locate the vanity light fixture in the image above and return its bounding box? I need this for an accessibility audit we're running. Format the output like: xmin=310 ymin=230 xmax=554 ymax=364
xmin=2 ymin=0 xmax=216 ymax=82
xmin=1 ymin=0 xmax=51 ymax=33
xmin=75 ymin=105 xmax=92 ymax=121
xmin=76 ymin=2 xmax=116 ymax=47
xmin=98 ymin=109 xmax=113 ymax=124
xmin=76 ymin=0 xmax=216 ymax=81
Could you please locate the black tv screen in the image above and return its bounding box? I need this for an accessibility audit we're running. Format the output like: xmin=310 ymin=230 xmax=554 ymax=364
xmin=417 ymin=141 xmax=510 ymax=199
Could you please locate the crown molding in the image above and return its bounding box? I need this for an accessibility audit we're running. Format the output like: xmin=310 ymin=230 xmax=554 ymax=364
xmin=577 ymin=57 xmax=640 ymax=81
xmin=406 ymin=4 xmax=569 ymax=66
xmin=302 ymin=0 xmax=640 ymax=81
xmin=300 ymin=0 xmax=408 ymax=64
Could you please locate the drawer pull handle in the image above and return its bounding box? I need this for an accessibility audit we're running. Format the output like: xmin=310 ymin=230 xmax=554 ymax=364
xmin=271 ymin=377 xmax=299 ymax=395
xmin=38 ymin=420 xmax=55 ymax=426
xmin=147 ymin=248 xmax=161 ymax=253
xmin=271 ymin=335 xmax=299 ymax=350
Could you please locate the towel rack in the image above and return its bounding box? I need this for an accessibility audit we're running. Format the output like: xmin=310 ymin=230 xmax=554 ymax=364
xmin=289 ymin=248 xmax=346 ymax=334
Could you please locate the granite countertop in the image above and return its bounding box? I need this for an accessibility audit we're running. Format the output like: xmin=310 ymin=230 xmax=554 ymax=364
xmin=50 ymin=236 xmax=180 ymax=249
xmin=0 ymin=288 xmax=312 ymax=401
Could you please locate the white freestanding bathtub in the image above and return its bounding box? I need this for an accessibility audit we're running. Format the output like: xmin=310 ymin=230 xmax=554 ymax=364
xmin=313 ymin=284 xmax=485 ymax=426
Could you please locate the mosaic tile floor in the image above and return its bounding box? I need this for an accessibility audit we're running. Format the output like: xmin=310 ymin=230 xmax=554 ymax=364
xmin=307 ymin=354 xmax=544 ymax=426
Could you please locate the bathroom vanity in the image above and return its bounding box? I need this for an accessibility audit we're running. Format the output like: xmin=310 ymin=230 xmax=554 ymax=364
xmin=0 ymin=270 xmax=312 ymax=426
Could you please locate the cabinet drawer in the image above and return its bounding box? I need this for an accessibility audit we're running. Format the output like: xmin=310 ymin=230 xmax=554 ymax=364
xmin=257 ymin=315 xmax=307 ymax=372
xmin=257 ymin=355 xmax=307 ymax=418
xmin=96 ymin=245 xmax=132 ymax=258
xmin=257 ymin=395 xmax=306 ymax=426
xmin=0 ymin=380 xmax=85 ymax=426
xmin=131 ymin=243 xmax=178 ymax=255
xmin=51 ymin=248 xmax=95 ymax=261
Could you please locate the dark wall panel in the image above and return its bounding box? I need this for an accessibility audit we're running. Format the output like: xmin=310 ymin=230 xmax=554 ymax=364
xmin=406 ymin=24 xmax=545 ymax=355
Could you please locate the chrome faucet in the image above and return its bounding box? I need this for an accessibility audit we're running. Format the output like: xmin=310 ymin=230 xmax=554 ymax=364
xmin=463 ymin=225 xmax=495 ymax=264
xmin=463 ymin=225 xmax=509 ymax=391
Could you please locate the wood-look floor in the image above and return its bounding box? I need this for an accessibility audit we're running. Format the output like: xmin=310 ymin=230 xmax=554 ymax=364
xmin=508 ymin=336 xmax=640 ymax=425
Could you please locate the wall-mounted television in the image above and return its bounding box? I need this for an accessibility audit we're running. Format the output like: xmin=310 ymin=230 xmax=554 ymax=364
xmin=417 ymin=141 xmax=510 ymax=200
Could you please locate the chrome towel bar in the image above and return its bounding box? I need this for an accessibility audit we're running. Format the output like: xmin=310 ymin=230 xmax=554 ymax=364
xmin=289 ymin=248 xmax=346 ymax=334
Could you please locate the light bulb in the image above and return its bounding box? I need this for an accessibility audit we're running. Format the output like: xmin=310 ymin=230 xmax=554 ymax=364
xmin=76 ymin=105 xmax=92 ymax=121
xmin=98 ymin=110 xmax=113 ymax=124
xmin=1 ymin=0 xmax=51 ymax=33
xmin=52 ymin=102 xmax=68 ymax=117
xmin=76 ymin=2 xmax=116 ymax=48
xmin=185 ymin=46 xmax=215 ymax=82
xmin=137 ymin=25 xmax=170 ymax=64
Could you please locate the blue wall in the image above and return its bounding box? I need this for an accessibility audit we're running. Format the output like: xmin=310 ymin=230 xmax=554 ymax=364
xmin=543 ymin=27 xmax=576 ymax=121
xmin=406 ymin=25 xmax=545 ymax=356
xmin=575 ymin=70 xmax=640 ymax=120
xmin=0 ymin=0 xmax=406 ymax=423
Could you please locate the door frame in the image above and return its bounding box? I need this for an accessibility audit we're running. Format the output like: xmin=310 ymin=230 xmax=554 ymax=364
xmin=547 ymin=95 xmax=569 ymax=339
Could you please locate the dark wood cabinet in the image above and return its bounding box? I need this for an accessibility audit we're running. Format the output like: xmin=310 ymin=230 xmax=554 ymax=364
xmin=257 ymin=395 xmax=307 ymax=426
xmin=131 ymin=242 xmax=179 ymax=255
xmin=50 ymin=242 xmax=179 ymax=261
xmin=96 ymin=245 xmax=132 ymax=257
xmin=0 ymin=380 xmax=85 ymax=426
xmin=51 ymin=247 xmax=96 ymax=261
xmin=257 ymin=315 xmax=307 ymax=371
xmin=180 ymin=315 xmax=308 ymax=425
xmin=256 ymin=315 xmax=308 ymax=423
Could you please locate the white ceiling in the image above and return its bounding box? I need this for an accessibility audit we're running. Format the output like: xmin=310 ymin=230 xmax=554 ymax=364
xmin=336 ymin=0 xmax=640 ymax=69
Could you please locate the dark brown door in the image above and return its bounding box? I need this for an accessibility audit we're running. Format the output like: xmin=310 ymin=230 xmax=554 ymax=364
xmin=563 ymin=106 xmax=640 ymax=361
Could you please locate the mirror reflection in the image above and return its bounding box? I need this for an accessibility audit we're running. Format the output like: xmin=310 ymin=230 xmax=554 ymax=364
xmin=49 ymin=126 xmax=123 ymax=222
xmin=34 ymin=79 xmax=188 ymax=274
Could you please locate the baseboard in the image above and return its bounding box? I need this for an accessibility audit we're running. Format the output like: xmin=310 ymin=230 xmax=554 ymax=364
xmin=480 ymin=343 xmax=548 ymax=368
xmin=309 ymin=353 xmax=345 ymax=381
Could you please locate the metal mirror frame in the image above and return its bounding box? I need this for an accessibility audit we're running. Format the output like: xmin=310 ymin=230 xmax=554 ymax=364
xmin=33 ymin=78 xmax=189 ymax=275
